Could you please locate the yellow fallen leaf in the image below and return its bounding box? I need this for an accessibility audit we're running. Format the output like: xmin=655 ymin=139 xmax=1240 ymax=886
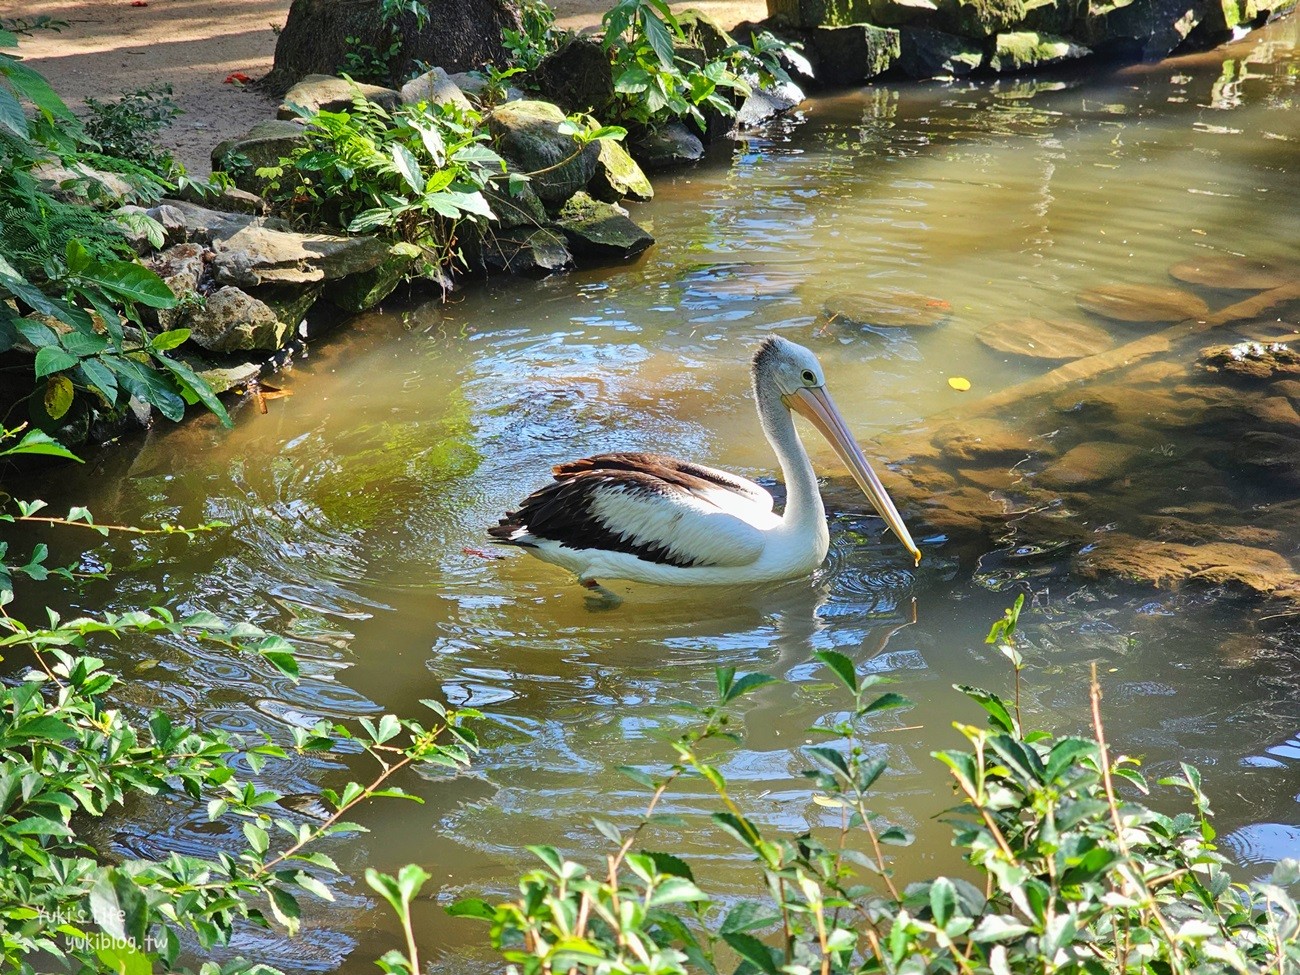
xmin=948 ymin=376 xmax=971 ymax=391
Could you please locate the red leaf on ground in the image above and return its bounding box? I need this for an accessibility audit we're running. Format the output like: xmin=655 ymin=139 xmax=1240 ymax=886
xmin=224 ymin=72 xmax=252 ymax=84
xmin=130 ymin=2 xmax=148 ymax=6
xmin=462 ymin=547 xmax=506 ymax=561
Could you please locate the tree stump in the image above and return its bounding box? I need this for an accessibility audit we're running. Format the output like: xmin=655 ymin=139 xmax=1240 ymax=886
xmin=264 ymin=0 xmax=522 ymax=95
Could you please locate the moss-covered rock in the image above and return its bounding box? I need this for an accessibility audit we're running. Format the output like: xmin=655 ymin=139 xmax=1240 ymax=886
xmin=808 ymin=24 xmax=901 ymax=83
xmin=588 ymin=140 xmax=654 ymax=203
xmin=1021 ymin=0 xmax=1077 ymax=33
xmin=988 ymin=30 xmax=1089 ymax=69
xmin=934 ymin=0 xmax=1027 ymax=34
xmin=212 ymin=120 xmax=309 ymax=188
xmin=485 ymin=177 xmax=549 ymax=229
xmin=483 ymin=228 xmax=574 ymax=276
xmin=869 ymin=0 xmax=942 ymax=24
xmin=186 ymin=286 xmax=285 ymax=353
xmin=553 ymin=192 xmax=654 ymax=262
xmin=323 ymin=243 xmax=419 ymax=313
xmin=676 ymin=8 xmax=738 ymax=55
xmin=487 ymin=100 xmax=601 ymax=208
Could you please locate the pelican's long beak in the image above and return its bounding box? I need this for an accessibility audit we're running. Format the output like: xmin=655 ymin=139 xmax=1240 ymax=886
xmin=785 ymin=386 xmax=922 ymax=565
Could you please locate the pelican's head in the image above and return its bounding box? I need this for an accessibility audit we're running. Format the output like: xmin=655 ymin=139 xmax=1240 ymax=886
xmin=752 ymin=336 xmax=922 ymax=565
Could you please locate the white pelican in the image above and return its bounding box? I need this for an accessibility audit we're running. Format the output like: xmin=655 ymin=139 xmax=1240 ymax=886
xmin=490 ymin=336 xmax=921 ymax=598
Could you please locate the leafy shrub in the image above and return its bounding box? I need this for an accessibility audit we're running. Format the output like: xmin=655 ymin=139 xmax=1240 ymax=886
xmin=600 ymin=0 xmax=750 ymax=131
xmin=449 ymin=602 xmax=1300 ymax=975
xmin=258 ymin=95 xmax=505 ymax=266
xmin=0 ymin=24 xmax=231 ymax=436
xmin=503 ymin=0 xmax=564 ymax=74
xmin=0 ymin=428 xmax=481 ymax=975
xmin=81 ymin=84 xmax=181 ymax=176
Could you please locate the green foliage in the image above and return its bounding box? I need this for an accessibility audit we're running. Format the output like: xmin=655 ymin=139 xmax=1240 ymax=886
xmin=449 ymin=605 xmax=1300 ymax=975
xmin=0 ymin=429 xmax=481 ymax=974
xmin=341 ymin=36 xmax=404 ymax=86
xmin=502 ymin=0 xmax=564 ymax=73
xmin=600 ymin=0 xmax=751 ymax=131
xmin=81 ymin=84 xmax=181 ymax=177
xmin=258 ymin=94 xmax=503 ymax=266
xmin=0 ymin=32 xmax=231 ymax=434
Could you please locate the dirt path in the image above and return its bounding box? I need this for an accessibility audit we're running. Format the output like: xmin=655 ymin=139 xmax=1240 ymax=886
xmin=13 ymin=0 xmax=766 ymax=176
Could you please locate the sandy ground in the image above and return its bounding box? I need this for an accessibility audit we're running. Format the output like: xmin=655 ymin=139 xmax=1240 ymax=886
xmin=13 ymin=0 xmax=766 ymax=176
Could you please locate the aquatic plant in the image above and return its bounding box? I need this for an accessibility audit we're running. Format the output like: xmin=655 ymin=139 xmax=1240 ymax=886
xmin=0 ymin=428 xmax=480 ymax=975
xmin=449 ymin=599 xmax=1300 ymax=974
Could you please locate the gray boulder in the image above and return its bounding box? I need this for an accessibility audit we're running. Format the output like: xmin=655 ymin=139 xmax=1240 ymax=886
xmin=487 ymin=100 xmax=600 ymax=208
xmin=447 ymin=71 xmax=525 ymax=106
xmin=211 ymin=226 xmax=391 ymax=287
xmin=324 ymin=242 xmax=421 ymax=312
xmin=400 ymin=67 xmax=474 ymax=111
xmin=144 ymin=243 xmax=208 ymax=330
xmin=186 ymin=286 xmax=286 ymax=353
xmin=897 ymin=27 xmax=984 ymax=76
xmin=632 ymin=123 xmax=705 ymax=171
xmin=676 ymin=9 xmax=737 ymax=57
xmin=278 ymin=74 xmax=401 ymax=120
xmin=553 ymin=192 xmax=654 ymax=262
xmin=588 ymin=140 xmax=654 ymax=203
xmin=733 ymin=80 xmax=805 ymax=130
xmin=1078 ymin=0 xmax=1207 ymax=57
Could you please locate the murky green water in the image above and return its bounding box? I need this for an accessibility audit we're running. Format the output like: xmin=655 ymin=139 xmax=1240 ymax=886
xmin=14 ymin=20 xmax=1300 ymax=972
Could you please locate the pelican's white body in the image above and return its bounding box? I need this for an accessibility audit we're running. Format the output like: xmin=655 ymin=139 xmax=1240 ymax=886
xmin=509 ymin=474 xmax=832 ymax=586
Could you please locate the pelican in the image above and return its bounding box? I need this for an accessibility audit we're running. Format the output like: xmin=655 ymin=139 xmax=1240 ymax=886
xmin=489 ymin=336 xmax=921 ymax=598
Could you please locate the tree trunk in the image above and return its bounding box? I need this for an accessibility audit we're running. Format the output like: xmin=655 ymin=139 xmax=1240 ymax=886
xmin=263 ymin=0 xmax=523 ymax=95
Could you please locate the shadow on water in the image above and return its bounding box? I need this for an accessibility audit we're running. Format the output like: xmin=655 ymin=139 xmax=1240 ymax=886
xmin=10 ymin=15 xmax=1300 ymax=972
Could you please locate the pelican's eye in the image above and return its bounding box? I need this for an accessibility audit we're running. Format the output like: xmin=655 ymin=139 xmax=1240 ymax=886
xmin=801 ymin=369 xmax=817 ymax=386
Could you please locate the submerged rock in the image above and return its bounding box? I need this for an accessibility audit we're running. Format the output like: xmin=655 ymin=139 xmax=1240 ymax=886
xmin=553 ymin=192 xmax=654 ymax=262
xmin=820 ymin=288 xmax=951 ymax=329
xmin=977 ymin=317 xmax=1114 ymax=360
xmin=488 ymin=100 xmax=601 ymax=207
xmin=933 ymin=417 xmax=1042 ymax=463
xmin=1038 ymin=441 xmax=1143 ymax=489
xmin=1073 ymin=535 xmax=1300 ymax=597
xmin=1201 ymin=342 xmax=1300 ymax=381
xmin=1076 ymin=283 xmax=1209 ymax=323
xmin=278 ymin=74 xmax=401 ymax=119
xmin=1169 ymin=254 xmax=1292 ymax=290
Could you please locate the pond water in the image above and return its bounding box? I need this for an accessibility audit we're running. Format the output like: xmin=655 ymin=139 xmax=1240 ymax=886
xmin=15 ymin=18 xmax=1300 ymax=972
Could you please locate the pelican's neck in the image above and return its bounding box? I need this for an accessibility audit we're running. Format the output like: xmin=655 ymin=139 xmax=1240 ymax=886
xmin=755 ymin=380 xmax=825 ymax=533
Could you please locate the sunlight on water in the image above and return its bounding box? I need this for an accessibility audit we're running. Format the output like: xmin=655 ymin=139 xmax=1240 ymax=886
xmin=14 ymin=18 xmax=1300 ymax=971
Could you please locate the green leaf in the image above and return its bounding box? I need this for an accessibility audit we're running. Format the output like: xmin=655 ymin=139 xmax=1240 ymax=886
xmin=89 ymin=869 xmax=149 ymax=945
xmin=1045 ymin=737 xmax=1098 ymax=783
xmin=150 ymin=329 xmax=191 ymax=351
xmin=617 ymin=765 xmax=656 ymax=789
xmin=83 ymin=260 xmax=177 ymax=309
xmin=642 ymin=850 xmax=694 ymax=880
xmin=152 ymin=354 xmax=233 ymax=427
xmin=1 ymin=428 xmax=81 ymax=461
xmin=862 ymin=692 xmax=912 ymax=715
xmin=929 ymin=877 xmax=956 ymax=927
xmin=0 ymin=56 xmax=72 ymax=118
xmin=640 ymin=8 xmax=676 ymax=67
xmin=722 ymin=932 xmax=779 ymax=975
xmin=447 ymin=897 xmax=495 ymax=921
xmin=722 ymin=671 xmax=777 ymax=705
xmin=43 ymin=374 xmax=75 ymax=420
xmin=0 ymin=84 xmax=26 ymax=139
xmin=814 ymin=649 xmax=857 ymax=693
xmin=391 ymin=143 xmax=424 ymax=196
xmin=955 ymin=684 xmax=1018 ymax=734
xmin=34 ymin=346 xmax=78 ymax=378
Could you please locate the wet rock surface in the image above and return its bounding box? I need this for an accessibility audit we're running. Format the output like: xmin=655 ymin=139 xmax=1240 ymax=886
xmin=553 ymin=192 xmax=654 ymax=262
xmin=1077 ymin=283 xmax=1210 ymax=322
xmin=632 ymin=123 xmax=706 ymax=170
xmin=977 ymin=317 xmax=1114 ymax=360
xmin=588 ymin=140 xmax=655 ymax=204
xmin=1201 ymin=342 xmax=1300 ymax=381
